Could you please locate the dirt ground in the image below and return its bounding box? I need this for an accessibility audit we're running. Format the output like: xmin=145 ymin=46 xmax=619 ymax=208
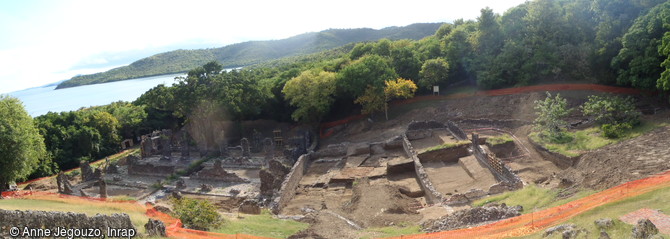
xmin=423 ymin=155 xmax=498 ymax=195
xmin=563 ymin=123 xmax=670 ymax=190
xmin=288 ymin=179 xmax=422 ymax=239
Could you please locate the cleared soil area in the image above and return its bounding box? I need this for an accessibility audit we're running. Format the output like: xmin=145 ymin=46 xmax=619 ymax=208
xmin=410 ymin=130 xmax=460 ymax=153
xmin=423 ymin=155 xmax=498 ymax=195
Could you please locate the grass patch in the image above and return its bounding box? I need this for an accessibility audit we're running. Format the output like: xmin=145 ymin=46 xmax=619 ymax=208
xmin=360 ymin=225 xmax=421 ymax=239
xmin=213 ymin=210 xmax=309 ymax=238
xmin=487 ymin=134 xmax=514 ymax=146
xmin=472 ymin=184 xmax=594 ymax=214
xmin=109 ymin=195 xmax=137 ymax=201
xmin=514 ymin=183 xmax=670 ymax=239
xmin=424 ymin=140 xmax=470 ymax=152
xmin=0 ymin=197 xmax=149 ymax=234
xmin=530 ymin=120 xmax=666 ymax=157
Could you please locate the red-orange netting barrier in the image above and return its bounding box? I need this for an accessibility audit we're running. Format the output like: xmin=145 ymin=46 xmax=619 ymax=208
xmin=3 ymin=169 xmax=670 ymax=238
xmin=319 ymin=83 xmax=647 ymax=138
xmin=1 ymin=191 xmax=277 ymax=239
xmin=381 ymin=170 xmax=670 ymax=239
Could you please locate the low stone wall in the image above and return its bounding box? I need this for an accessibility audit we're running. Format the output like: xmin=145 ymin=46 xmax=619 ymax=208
xmin=527 ymin=137 xmax=580 ymax=169
xmin=0 ymin=209 xmax=136 ymax=237
xmin=417 ymin=144 xmax=470 ymax=163
xmin=457 ymin=118 xmax=531 ymax=129
xmin=402 ymin=134 xmax=444 ymax=205
xmin=127 ymin=156 xmax=175 ymax=176
xmin=446 ymin=121 xmax=467 ymax=140
xmin=191 ymin=160 xmax=248 ymax=182
xmin=406 ymin=129 xmax=434 ymax=140
xmin=382 ymin=136 xmax=404 ymax=150
xmin=471 ymin=134 xmax=523 ymax=188
xmin=271 ymin=153 xmax=311 ymax=214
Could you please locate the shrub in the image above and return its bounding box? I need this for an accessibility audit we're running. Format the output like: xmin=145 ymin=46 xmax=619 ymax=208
xmin=581 ymin=95 xmax=640 ymax=126
xmin=581 ymin=95 xmax=640 ymax=139
xmin=601 ymin=123 xmax=633 ymax=139
xmin=534 ymin=92 xmax=572 ymax=141
xmin=171 ymin=197 xmax=224 ymax=231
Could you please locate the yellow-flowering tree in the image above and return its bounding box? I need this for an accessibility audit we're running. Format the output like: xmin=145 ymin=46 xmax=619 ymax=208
xmin=355 ymin=78 xmax=417 ymax=120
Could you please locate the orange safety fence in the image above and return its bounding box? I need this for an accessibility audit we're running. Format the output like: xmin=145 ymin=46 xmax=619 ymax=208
xmin=3 ymin=169 xmax=670 ymax=238
xmin=382 ymin=169 xmax=670 ymax=239
xmin=319 ymin=83 xmax=648 ymax=139
xmin=2 ymin=191 xmax=277 ymax=239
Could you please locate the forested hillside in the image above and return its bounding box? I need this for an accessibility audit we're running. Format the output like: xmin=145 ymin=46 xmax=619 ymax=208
xmin=56 ymin=23 xmax=442 ymax=89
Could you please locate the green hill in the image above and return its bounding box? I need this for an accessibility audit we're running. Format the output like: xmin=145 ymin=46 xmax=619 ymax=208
xmin=56 ymin=23 xmax=442 ymax=89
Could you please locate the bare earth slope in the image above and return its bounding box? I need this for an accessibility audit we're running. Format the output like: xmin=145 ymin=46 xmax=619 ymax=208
xmin=564 ymin=125 xmax=670 ymax=190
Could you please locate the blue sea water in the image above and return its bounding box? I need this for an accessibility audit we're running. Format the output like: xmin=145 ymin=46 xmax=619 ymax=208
xmin=8 ymin=74 xmax=184 ymax=117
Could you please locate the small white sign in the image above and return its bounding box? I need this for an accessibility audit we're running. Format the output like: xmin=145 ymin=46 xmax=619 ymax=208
xmin=433 ymin=86 xmax=440 ymax=95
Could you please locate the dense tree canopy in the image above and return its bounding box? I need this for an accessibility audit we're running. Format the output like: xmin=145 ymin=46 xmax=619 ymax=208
xmin=419 ymin=58 xmax=450 ymax=90
xmin=282 ymin=70 xmax=337 ymax=124
xmin=0 ymin=95 xmax=47 ymax=186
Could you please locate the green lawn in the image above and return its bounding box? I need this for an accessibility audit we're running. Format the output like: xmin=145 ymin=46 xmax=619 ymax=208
xmin=487 ymin=134 xmax=514 ymax=146
xmin=530 ymin=121 xmax=666 ymax=157
xmin=472 ymin=184 xmax=594 ymax=214
xmin=513 ymin=184 xmax=670 ymax=239
xmin=360 ymin=225 xmax=422 ymax=239
xmin=424 ymin=140 xmax=470 ymax=152
xmin=213 ymin=210 xmax=309 ymax=238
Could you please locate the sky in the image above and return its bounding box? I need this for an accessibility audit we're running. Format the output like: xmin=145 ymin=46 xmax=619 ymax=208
xmin=0 ymin=0 xmax=527 ymax=94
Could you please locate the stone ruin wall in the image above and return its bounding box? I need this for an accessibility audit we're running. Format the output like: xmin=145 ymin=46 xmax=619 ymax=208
xmin=417 ymin=144 xmax=470 ymax=164
xmin=190 ymin=160 xmax=248 ymax=182
xmin=401 ymin=134 xmax=445 ymax=205
xmin=470 ymin=134 xmax=523 ymax=188
xmin=260 ymin=160 xmax=291 ymax=197
xmin=403 ymin=120 xmax=524 ymax=206
xmin=126 ymin=156 xmax=176 ymax=176
xmin=446 ymin=121 xmax=468 ymax=140
xmin=440 ymin=134 xmax=523 ymax=205
xmin=271 ymin=153 xmax=311 ymax=214
xmin=0 ymin=209 xmax=135 ymax=237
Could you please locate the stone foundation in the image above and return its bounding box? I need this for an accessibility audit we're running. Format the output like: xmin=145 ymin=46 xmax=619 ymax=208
xmin=271 ymin=153 xmax=311 ymax=214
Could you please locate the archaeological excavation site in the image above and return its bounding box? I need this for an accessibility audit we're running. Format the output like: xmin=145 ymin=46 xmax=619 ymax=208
xmin=5 ymin=88 xmax=670 ymax=239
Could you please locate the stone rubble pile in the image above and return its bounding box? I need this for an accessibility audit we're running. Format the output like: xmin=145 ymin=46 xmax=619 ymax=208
xmin=421 ymin=203 xmax=522 ymax=232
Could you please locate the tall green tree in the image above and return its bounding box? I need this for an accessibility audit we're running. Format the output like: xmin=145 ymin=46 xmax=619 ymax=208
xmin=0 ymin=95 xmax=47 ymax=188
xmin=282 ymin=69 xmax=337 ymax=124
xmin=612 ymin=1 xmax=670 ymax=90
xmin=534 ymin=92 xmax=572 ymax=140
xmin=336 ymin=54 xmax=398 ymax=99
xmin=419 ymin=58 xmax=450 ymax=90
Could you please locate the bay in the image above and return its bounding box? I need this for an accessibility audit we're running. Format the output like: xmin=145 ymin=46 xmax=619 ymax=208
xmin=8 ymin=74 xmax=184 ymax=117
